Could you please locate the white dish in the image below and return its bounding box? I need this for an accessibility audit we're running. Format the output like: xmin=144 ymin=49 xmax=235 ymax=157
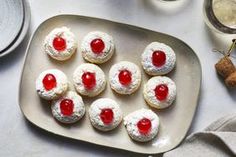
xmin=19 ymin=15 xmax=201 ymax=154
xmin=0 ymin=0 xmax=31 ymax=58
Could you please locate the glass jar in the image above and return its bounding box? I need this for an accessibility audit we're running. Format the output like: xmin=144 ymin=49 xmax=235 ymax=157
xmin=203 ymin=0 xmax=236 ymax=34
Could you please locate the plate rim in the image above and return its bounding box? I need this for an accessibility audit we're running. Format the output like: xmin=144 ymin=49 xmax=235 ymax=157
xmin=18 ymin=14 xmax=202 ymax=155
xmin=0 ymin=0 xmax=24 ymax=52
xmin=0 ymin=0 xmax=31 ymax=58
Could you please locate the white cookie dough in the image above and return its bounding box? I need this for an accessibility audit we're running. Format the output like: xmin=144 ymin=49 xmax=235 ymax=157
xmin=51 ymin=91 xmax=85 ymax=124
xmin=81 ymin=31 xmax=115 ymax=64
xmin=109 ymin=61 xmax=141 ymax=95
xmin=89 ymin=98 xmax=122 ymax=131
xmin=141 ymin=42 xmax=176 ymax=75
xmin=143 ymin=76 xmax=176 ymax=109
xmin=35 ymin=69 xmax=68 ymax=100
xmin=73 ymin=63 xmax=106 ymax=97
xmin=44 ymin=27 xmax=77 ymax=61
xmin=124 ymin=108 xmax=160 ymax=142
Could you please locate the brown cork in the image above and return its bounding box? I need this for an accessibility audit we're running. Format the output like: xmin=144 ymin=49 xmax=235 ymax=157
xmin=215 ymin=56 xmax=236 ymax=78
xmin=225 ymin=71 xmax=236 ymax=88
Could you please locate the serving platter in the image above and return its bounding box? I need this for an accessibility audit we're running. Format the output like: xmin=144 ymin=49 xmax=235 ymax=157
xmin=19 ymin=15 xmax=201 ymax=154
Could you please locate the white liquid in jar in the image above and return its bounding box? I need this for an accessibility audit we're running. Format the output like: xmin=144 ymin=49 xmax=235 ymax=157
xmin=213 ymin=0 xmax=236 ymax=29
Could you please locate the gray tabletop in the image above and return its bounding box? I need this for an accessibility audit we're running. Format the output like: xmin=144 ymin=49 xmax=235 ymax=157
xmin=1 ymin=0 xmax=236 ymax=156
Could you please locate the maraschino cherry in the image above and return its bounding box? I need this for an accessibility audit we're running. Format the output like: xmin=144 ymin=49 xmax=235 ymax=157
xmin=60 ymin=99 xmax=74 ymax=116
xmin=154 ymin=84 xmax=169 ymax=101
xmin=82 ymin=72 xmax=96 ymax=90
xmin=90 ymin=38 xmax=105 ymax=54
xmin=152 ymin=50 xmax=166 ymax=67
xmin=137 ymin=118 xmax=152 ymax=134
xmin=100 ymin=108 xmax=114 ymax=125
xmin=53 ymin=36 xmax=66 ymax=51
xmin=42 ymin=74 xmax=57 ymax=91
xmin=118 ymin=70 xmax=132 ymax=86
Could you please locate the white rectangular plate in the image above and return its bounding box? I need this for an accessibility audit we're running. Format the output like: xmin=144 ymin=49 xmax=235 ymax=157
xmin=19 ymin=15 xmax=201 ymax=154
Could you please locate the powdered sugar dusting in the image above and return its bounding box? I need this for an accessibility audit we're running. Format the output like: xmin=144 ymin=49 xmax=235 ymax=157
xmin=124 ymin=108 xmax=159 ymax=142
xmin=109 ymin=61 xmax=141 ymax=94
xmin=141 ymin=42 xmax=176 ymax=75
xmin=73 ymin=63 xmax=106 ymax=97
xmin=81 ymin=31 xmax=114 ymax=64
xmin=89 ymin=98 xmax=122 ymax=131
xmin=35 ymin=69 xmax=68 ymax=100
xmin=51 ymin=91 xmax=85 ymax=124
xmin=143 ymin=76 xmax=176 ymax=109
xmin=44 ymin=27 xmax=76 ymax=61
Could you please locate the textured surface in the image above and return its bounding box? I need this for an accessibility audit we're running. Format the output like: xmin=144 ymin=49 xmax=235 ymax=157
xmin=109 ymin=61 xmax=141 ymax=94
xmin=0 ymin=0 xmax=24 ymax=52
xmin=124 ymin=108 xmax=159 ymax=142
xmin=0 ymin=0 xmax=31 ymax=57
xmin=143 ymin=76 xmax=176 ymax=109
xmin=89 ymin=98 xmax=122 ymax=131
xmin=51 ymin=91 xmax=85 ymax=124
xmin=141 ymin=42 xmax=176 ymax=75
xmin=44 ymin=27 xmax=77 ymax=61
xmin=81 ymin=31 xmax=115 ymax=64
xmin=164 ymin=113 xmax=236 ymax=157
xmin=35 ymin=69 xmax=68 ymax=100
xmin=73 ymin=63 xmax=106 ymax=97
xmin=1 ymin=0 xmax=236 ymax=156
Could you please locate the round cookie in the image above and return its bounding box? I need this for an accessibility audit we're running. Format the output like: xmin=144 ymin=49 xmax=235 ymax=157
xmin=89 ymin=98 xmax=122 ymax=131
xmin=81 ymin=31 xmax=115 ymax=64
xmin=73 ymin=63 xmax=106 ymax=97
xmin=44 ymin=27 xmax=76 ymax=61
xmin=109 ymin=61 xmax=141 ymax=95
xmin=51 ymin=91 xmax=85 ymax=124
xmin=143 ymin=76 xmax=176 ymax=109
xmin=141 ymin=42 xmax=176 ymax=76
xmin=124 ymin=108 xmax=160 ymax=142
xmin=35 ymin=69 xmax=68 ymax=100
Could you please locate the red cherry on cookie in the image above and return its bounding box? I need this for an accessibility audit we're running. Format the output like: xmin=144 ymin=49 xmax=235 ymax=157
xmin=100 ymin=108 xmax=114 ymax=125
xmin=154 ymin=84 xmax=169 ymax=101
xmin=60 ymin=99 xmax=74 ymax=116
xmin=42 ymin=74 xmax=57 ymax=91
xmin=118 ymin=70 xmax=132 ymax=86
xmin=137 ymin=118 xmax=152 ymax=134
xmin=90 ymin=38 xmax=105 ymax=54
xmin=53 ymin=36 xmax=66 ymax=51
xmin=152 ymin=50 xmax=166 ymax=67
xmin=82 ymin=72 xmax=96 ymax=90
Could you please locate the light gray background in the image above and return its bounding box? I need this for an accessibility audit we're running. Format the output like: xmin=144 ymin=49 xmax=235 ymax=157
xmin=0 ymin=0 xmax=236 ymax=156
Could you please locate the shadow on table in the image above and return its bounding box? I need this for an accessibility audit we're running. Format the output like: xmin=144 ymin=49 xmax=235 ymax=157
xmin=204 ymin=24 xmax=236 ymax=100
xmin=0 ymin=29 xmax=31 ymax=73
xmin=24 ymin=118 xmax=163 ymax=157
xmin=204 ymin=24 xmax=235 ymax=53
xmin=141 ymin=0 xmax=194 ymax=15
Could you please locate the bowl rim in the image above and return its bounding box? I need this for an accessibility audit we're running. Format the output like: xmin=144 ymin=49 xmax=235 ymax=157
xmin=204 ymin=0 xmax=236 ymax=34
